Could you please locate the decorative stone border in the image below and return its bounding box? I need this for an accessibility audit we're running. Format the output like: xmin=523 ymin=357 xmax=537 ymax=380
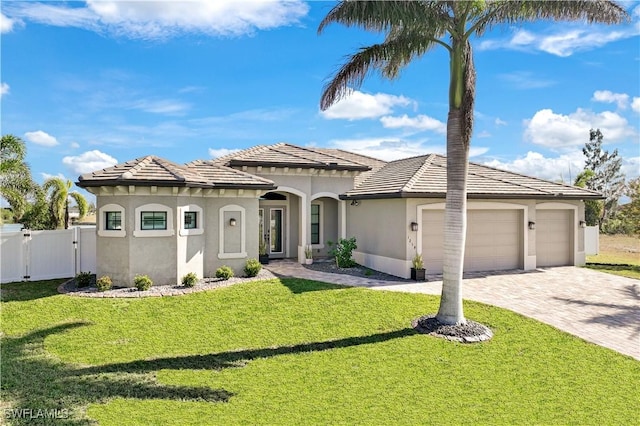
xmin=411 ymin=314 xmax=493 ymax=343
xmin=58 ymin=269 xmax=277 ymax=298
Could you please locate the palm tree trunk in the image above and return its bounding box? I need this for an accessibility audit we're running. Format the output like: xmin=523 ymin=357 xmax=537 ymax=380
xmin=64 ymin=199 xmax=69 ymax=230
xmin=436 ymin=108 xmax=469 ymax=325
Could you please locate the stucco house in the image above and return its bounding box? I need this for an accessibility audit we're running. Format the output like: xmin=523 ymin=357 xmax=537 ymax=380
xmin=77 ymin=143 xmax=601 ymax=286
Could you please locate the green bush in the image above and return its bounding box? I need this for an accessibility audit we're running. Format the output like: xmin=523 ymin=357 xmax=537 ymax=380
xmin=328 ymin=237 xmax=357 ymax=268
xmin=75 ymin=271 xmax=93 ymax=288
xmin=134 ymin=274 xmax=153 ymax=291
xmin=215 ymin=266 xmax=234 ymax=280
xmin=95 ymin=276 xmax=112 ymax=292
xmin=181 ymin=272 xmax=198 ymax=288
xmin=244 ymin=258 xmax=262 ymax=277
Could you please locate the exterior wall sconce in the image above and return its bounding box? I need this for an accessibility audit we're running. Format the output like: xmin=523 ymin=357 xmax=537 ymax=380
xmin=528 ymin=221 xmax=536 ymax=230
xmin=579 ymin=220 xmax=587 ymax=228
xmin=350 ymin=200 xmax=360 ymax=206
xmin=410 ymin=222 xmax=419 ymax=232
xmin=229 ymin=218 xmax=237 ymax=227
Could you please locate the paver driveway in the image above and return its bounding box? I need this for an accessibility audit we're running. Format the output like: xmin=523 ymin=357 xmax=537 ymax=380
xmin=267 ymin=261 xmax=639 ymax=360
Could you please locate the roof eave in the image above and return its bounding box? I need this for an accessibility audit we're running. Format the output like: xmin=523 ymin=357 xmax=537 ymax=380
xmin=228 ymin=160 xmax=370 ymax=172
xmin=340 ymin=191 xmax=603 ymax=200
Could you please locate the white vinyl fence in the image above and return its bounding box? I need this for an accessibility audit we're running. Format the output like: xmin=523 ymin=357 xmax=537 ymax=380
xmin=584 ymin=225 xmax=599 ymax=256
xmin=0 ymin=227 xmax=96 ymax=283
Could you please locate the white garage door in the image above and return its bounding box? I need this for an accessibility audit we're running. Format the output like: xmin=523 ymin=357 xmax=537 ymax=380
xmin=536 ymin=209 xmax=573 ymax=267
xmin=422 ymin=209 xmax=522 ymax=274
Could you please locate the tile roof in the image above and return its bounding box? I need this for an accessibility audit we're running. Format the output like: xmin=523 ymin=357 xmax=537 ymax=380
xmin=213 ymin=143 xmax=372 ymax=171
xmin=342 ymin=154 xmax=602 ymax=200
xmin=77 ymin=155 xmax=275 ymax=189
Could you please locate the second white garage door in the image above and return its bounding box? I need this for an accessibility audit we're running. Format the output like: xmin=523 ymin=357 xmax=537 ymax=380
xmin=536 ymin=209 xmax=573 ymax=267
xmin=422 ymin=209 xmax=522 ymax=274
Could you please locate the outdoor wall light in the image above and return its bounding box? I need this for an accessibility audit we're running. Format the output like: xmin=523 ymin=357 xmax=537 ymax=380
xmin=528 ymin=221 xmax=536 ymax=230
xmin=410 ymin=222 xmax=419 ymax=232
xmin=579 ymin=220 xmax=587 ymax=228
xmin=229 ymin=218 xmax=237 ymax=227
xmin=350 ymin=200 xmax=360 ymax=206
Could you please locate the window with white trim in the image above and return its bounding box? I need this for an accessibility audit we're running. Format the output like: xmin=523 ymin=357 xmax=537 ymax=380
xmin=134 ymin=203 xmax=174 ymax=237
xmin=179 ymin=204 xmax=204 ymax=236
xmin=98 ymin=203 xmax=125 ymax=237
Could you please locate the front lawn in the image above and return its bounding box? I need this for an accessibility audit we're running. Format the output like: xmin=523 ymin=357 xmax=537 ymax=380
xmin=1 ymin=278 xmax=638 ymax=425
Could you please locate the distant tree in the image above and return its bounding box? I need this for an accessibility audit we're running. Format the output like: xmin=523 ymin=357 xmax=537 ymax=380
xmin=0 ymin=134 xmax=36 ymax=222
xmin=43 ymin=177 xmax=88 ymax=229
xmin=574 ymin=169 xmax=602 ymax=226
xmin=617 ymin=177 xmax=640 ymax=235
xmin=21 ymin=186 xmax=53 ymax=230
xmin=582 ymin=129 xmax=625 ymax=225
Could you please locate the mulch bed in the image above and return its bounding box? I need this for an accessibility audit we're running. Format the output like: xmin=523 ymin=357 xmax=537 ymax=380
xmin=412 ymin=314 xmax=493 ymax=343
xmin=303 ymin=260 xmax=412 ymax=282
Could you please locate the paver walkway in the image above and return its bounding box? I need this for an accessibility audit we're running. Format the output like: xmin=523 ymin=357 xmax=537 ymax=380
xmin=267 ymin=260 xmax=639 ymax=360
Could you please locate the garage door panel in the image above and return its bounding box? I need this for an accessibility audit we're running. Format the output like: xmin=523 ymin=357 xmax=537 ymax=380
xmin=536 ymin=209 xmax=572 ymax=267
xmin=422 ymin=209 xmax=522 ymax=274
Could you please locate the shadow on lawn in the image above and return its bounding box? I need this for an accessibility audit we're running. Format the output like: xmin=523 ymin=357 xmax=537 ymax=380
xmin=278 ymin=278 xmax=346 ymax=294
xmin=1 ymin=322 xmax=231 ymax=426
xmin=0 ymin=279 xmax=66 ymax=303
xmin=554 ymin=284 xmax=640 ymax=337
xmin=75 ymin=327 xmax=418 ymax=375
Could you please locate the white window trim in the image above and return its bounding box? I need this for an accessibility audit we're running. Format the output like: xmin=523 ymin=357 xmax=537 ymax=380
xmin=310 ymin=200 xmax=324 ymax=249
xmin=179 ymin=204 xmax=204 ymax=236
xmin=218 ymin=204 xmax=247 ymax=259
xmin=98 ymin=203 xmax=126 ymax=237
xmin=134 ymin=203 xmax=175 ymax=237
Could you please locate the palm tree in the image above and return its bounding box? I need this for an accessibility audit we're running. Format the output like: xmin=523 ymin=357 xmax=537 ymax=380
xmin=319 ymin=1 xmax=628 ymax=326
xmin=43 ymin=177 xmax=88 ymax=229
xmin=1 ymin=134 xmax=36 ymax=222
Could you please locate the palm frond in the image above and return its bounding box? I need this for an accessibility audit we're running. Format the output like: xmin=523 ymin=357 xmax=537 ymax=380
xmin=473 ymin=0 xmax=629 ymax=35
xmin=69 ymin=192 xmax=89 ymax=219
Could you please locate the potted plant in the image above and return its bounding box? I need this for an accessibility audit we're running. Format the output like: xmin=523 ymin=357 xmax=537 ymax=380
xmin=258 ymin=238 xmax=269 ymax=265
xmin=411 ymin=253 xmax=426 ymax=281
xmin=304 ymin=245 xmax=313 ymax=265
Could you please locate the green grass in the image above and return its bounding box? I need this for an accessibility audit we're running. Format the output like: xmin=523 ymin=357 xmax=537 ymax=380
xmin=586 ymin=234 xmax=640 ymax=279
xmin=1 ymin=278 xmax=639 ymax=425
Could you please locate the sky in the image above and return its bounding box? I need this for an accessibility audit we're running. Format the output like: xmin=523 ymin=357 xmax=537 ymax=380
xmin=1 ymin=0 xmax=639 ymax=205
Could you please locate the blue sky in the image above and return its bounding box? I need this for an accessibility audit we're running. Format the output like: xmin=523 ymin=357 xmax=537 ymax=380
xmin=1 ymin=1 xmax=639 ymax=204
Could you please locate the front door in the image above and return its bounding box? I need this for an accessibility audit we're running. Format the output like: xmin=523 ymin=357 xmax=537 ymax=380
xmin=259 ymin=207 xmax=286 ymax=258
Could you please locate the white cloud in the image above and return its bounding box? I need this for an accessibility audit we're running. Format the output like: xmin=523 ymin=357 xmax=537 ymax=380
xmin=483 ymin=151 xmax=585 ymax=183
xmin=592 ymin=90 xmax=630 ymax=109
xmin=320 ymin=90 xmax=413 ymax=120
xmin=498 ymin=71 xmax=555 ymax=89
xmin=62 ymin=150 xmax=118 ymax=175
xmin=41 ymin=172 xmax=67 ymax=181
xmin=495 ymin=118 xmax=507 ymax=126
xmin=379 ymin=114 xmax=446 ymax=134
xmin=24 ymin=130 xmax=59 ymax=147
xmin=328 ymin=137 xmax=488 ymax=161
xmin=0 ymin=12 xmax=17 ymax=33
xmin=129 ymin=99 xmax=190 ymax=115
xmin=478 ymin=18 xmax=640 ymax=57
xmin=632 ymin=97 xmax=640 ymax=113
xmin=208 ymin=148 xmax=240 ymax=159
xmin=0 ymin=82 xmax=9 ymax=98
xmin=485 ymin=151 xmax=640 ymax=183
xmin=476 ymin=130 xmax=492 ymax=138
xmin=523 ymin=108 xmax=635 ymax=150
xmin=4 ymin=0 xmax=309 ymax=40
xmin=70 ymin=142 xmax=80 ymax=149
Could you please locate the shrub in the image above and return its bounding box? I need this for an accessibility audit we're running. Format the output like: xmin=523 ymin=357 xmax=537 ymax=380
xmin=328 ymin=237 xmax=357 ymax=268
xmin=75 ymin=271 xmax=93 ymax=288
xmin=181 ymin=272 xmax=198 ymax=288
xmin=215 ymin=266 xmax=234 ymax=280
xmin=96 ymin=275 xmax=112 ymax=292
xmin=134 ymin=274 xmax=153 ymax=291
xmin=412 ymin=253 xmax=424 ymax=270
xmin=244 ymin=258 xmax=262 ymax=277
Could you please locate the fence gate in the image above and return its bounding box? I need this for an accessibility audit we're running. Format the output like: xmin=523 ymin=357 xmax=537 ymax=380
xmin=0 ymin=227 xmax=96 ymax=284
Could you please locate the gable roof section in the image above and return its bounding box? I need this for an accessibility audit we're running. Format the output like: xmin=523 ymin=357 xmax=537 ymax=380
xmin=214 ymin=143 xmax=372 ymax=171
xmin=77 ymin=155 xmax=275 ymax=189
xmin=342 ymin=154 xmax=602 ymax=200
